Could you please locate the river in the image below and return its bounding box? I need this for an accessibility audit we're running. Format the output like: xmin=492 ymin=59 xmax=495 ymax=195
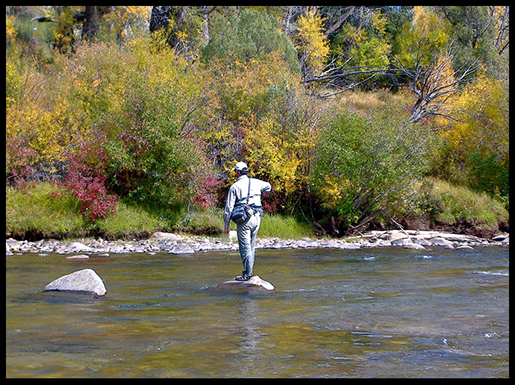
xmin=6 ymin=246 xmax=509 ymax=377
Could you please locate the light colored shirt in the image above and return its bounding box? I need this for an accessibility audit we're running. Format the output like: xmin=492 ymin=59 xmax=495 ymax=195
xmin=223 ymin=175 xmax=272 ymax=227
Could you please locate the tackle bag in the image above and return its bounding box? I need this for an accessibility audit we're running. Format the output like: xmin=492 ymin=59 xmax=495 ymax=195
xmin=231 ymin=178 xmax=252 ymax=224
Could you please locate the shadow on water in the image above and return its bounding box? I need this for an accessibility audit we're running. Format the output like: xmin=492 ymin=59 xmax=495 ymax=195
xmin=6 ymin=247 xmax=509 ymax=377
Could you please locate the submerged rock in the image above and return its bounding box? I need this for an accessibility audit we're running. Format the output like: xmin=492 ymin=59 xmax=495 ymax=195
xmin=218 ymin=275 xmax=274 ymax=291
xmin=65 ymin=254 xmax=90 ymax=260
xmin=43 ymin=268 xmax=106 ymax=296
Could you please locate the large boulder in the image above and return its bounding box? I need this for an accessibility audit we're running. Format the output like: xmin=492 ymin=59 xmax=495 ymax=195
xmin=218 ymin=275 xmax=274 ymax=291
xmin=43 ymin=268 xmax=106 ymax=296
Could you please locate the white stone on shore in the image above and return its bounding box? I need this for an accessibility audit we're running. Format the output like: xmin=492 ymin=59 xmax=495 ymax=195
xmin=431 ymin=237 xmax=455 ymax=249
xmin=151 ymin=231 xmax=182 ymax=241
xmin=5 ymin=230 xmax=508 ymax=257
xmin=403 ymin=243 xmax=426 ymax=250
xmin=381 ymin=230 xmax=409 ymax=241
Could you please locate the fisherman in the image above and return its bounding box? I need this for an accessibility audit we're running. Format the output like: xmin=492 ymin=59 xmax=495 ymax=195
xmin=223 ymin=162 xmax=272 ymax=281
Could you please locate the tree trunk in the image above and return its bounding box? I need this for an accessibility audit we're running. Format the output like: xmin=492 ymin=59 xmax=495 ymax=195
xmin=150 ymin=6 xmax=172 ymax=33
xmin=82 ymin=6 xmax=99 ymax=41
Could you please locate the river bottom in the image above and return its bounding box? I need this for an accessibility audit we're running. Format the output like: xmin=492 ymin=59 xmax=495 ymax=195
xmin=6 ymin=247 xmax=509 ymax=377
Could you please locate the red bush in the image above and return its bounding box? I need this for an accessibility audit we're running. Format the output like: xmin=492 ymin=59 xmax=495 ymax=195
xmin=59 ymin=130 xmax=118 ymax=222
xmin=192 ymin=173 xmax=223 ymax=208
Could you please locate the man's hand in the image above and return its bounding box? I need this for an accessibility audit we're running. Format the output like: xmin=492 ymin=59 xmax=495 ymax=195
xmin=224 ymin=226 xmax=230 ymax=234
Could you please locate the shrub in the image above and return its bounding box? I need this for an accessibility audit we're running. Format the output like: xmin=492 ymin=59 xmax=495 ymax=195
xmin=311 ymin=106 xmax=435 ymax=233
xmin=56 ymin=128 xmax=117 ymax=222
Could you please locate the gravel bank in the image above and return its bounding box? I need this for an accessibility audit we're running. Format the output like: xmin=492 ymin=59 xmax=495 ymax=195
xmin=6 ymin=230 xmax=509 ymax=257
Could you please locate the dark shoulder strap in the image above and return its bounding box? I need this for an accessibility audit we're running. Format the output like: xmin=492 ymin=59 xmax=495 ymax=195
xmin=246 ymin=178 xmax=251 ymax=204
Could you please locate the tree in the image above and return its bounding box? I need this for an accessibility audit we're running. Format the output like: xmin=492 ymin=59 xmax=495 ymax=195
xmin=436 ymin=6 xmax=509 ymax=79
xmin=392 ymin=43 xmax=479 ymax=123
xmin=82 ymin=6 xmax=103 ymax=41
xmin=438 ymin=6 xmax=506 ymax=52
xmin=295 ymin=8 xmax=330 ymax=81
xmin=201 ymin=7 xmax=298 ymax=72
xmin=391 ymin=7 xmax=479 ymax=123
xmin=301 ymin=7 xmax=401 ymax=93
xmin=433 ymin=72 xmax=509 ymax=198
xmin=489 ymin=6 xmax=509 ymax=55
xmin=149 ymin=6 xmax=211 ymax=59
xmin=29 ymin=6 xmax=151 ymax=49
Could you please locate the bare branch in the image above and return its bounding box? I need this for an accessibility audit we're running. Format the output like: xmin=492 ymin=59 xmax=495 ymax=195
xmin=323 ymin=6 xmax=356 ymax=37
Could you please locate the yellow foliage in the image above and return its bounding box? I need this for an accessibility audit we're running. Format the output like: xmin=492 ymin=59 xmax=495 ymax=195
xmin=399 ymin=6 xmax=451 ymax=66
xmin=6 ymin=14 xmax=17 ymax=45
xmin=436 ymin=72 xmax=508 ymax=161
xmin=371 ymin=11 xmax=388 ymax=37
xmin=317 ymin=174 xmax=342 ymax=208
xmin=102 ymin=6 xmax=151 ymax=39
xmin=243 ymin=115 xmax=304 ymax=195
xmin=296 ymin=9 xmax=330 ymax=73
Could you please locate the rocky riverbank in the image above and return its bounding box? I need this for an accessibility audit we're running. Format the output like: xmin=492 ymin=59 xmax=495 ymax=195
xmin=6 ymin=230 xmax=509 ymax=257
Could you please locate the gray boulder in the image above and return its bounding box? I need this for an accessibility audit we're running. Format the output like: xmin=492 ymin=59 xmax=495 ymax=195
xmin=431 ymin=237 xmax=455 ymax=249
xmin=43 ymin=268 xmax=106 ymax=296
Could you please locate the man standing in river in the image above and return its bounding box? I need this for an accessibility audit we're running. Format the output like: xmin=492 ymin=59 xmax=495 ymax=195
xmin=223 ymin=162 xmax=272 ymax=281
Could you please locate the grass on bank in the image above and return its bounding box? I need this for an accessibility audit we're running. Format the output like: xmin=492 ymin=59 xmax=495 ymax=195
xmin=6 ymin=179 xmax=508 ymax=240
xmin=426 ymin=177 xmax=508 ymax=228
xmin=5 ymin=182 xmax=313 ymax=239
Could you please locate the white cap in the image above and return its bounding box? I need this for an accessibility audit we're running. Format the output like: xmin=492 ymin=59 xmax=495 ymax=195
xmin=233 ymin=161 xmax=248 ymax=171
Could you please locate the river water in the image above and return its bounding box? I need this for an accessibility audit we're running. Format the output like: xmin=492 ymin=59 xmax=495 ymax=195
xmin=6 ymin=246 xmax=509 ymax=378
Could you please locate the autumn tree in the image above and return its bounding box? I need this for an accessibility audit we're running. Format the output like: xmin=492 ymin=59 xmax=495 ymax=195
xmin=391 ymin=7 xmax=479 ymax=122
xmin=295 ymin=8 xmax=330 ymax=81
xmin=149 ymin=6 xmax=208 ymax=59
xmin=299 ymin=7 xmax=413 ymax=94
xmin=432 ymin=71 xmax=509 ymax=198
xmin=319 ymin=8 xmax=392 ymax=94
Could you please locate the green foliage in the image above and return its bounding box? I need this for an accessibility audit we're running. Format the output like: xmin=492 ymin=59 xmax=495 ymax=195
xmin=5 ymin=6 xmax=509 ymax=238
xmin=312 ymin=104 xmax=435 ymax=230
xmin=6 ymin=182 xmax=85 ymax=235
xmin=331 ymin=10 xmax=391 ymax=80
xmin=395 ymin=6 xmax=451 ymax=66
xmin=420 ymin=178 xmax=509 ymax=229
xmin=202 ymin=8 xmax=299 ymax=73
xmin=96 ymin=39 xmax=209 ymax=207
xmin=466 ymin=151 xmax=509 ymax=201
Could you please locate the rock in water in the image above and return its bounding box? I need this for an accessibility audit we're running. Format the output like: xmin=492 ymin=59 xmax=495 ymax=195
xmin=43 ymin=268 xmax=106 ymax=296
xmin=218 ymin=275 xmax=274 ymax=291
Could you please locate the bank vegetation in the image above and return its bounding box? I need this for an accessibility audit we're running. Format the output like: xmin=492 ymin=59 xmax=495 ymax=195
xmin=6 ymin=6 xmax=509 ymax=240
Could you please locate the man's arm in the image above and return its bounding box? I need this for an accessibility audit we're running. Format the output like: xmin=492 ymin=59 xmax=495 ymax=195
xmin=260 ymin=180 xmax=272 ymax=194
xmin=223 ymin=186 xmax=236 ymax=232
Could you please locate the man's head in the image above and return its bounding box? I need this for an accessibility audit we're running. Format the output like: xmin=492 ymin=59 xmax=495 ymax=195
xmin=233 ymin=161 xmax=248 ymax=176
